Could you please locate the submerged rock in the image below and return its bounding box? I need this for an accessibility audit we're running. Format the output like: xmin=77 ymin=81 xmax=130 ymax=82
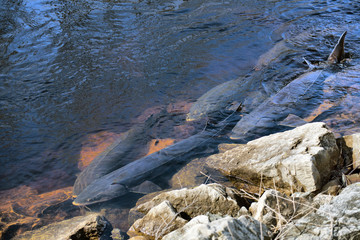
xmin=0 ymin=185 xmax=78 ymax=240
xmin=13 ymin=213 xmax=112 ymax=240
xmin=168 ymin=157 xmax=208 ymax=189
xmin=162 ymin=215 xmax=272 ymax=240
xmin=207 ymin=122 xmax=340 ymax=194
xmin=280 ymin=183 xmax=360 ymax=239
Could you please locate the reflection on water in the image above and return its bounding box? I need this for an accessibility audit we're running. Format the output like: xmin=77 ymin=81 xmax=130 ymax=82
xmin=1 ymin=0 xmax=360 ymax=238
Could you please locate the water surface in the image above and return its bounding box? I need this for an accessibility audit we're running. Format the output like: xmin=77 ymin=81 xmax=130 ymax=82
xmin=1 ymin=0 xmax=360 ymax=238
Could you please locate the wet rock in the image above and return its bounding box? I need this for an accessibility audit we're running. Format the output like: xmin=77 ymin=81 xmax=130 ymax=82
xmin=207 ymin=122 xmax=340 ymax=194
xmin=162 ymin=214 xmax=272 ymax=240
xmin=102 ymin=208 xmax=132 ymax=235
xmin=169 ymin=156 xmax=232 ymax=190
xmin=128 ymin=200 xmax=188 ymax=239
xmin=280 ymin=183 xmax=360 ymax=239
xmin=0 ymin=185 xmax=79 ymax=240
xmin=13 ymin=213 xmax=112 ymax=240
xmin=169 ymin=157 xmax=208 ymax=189
xmin=249 ymin=189 xmax=312 ymax=230
xmin=133 ymin=183 xmax=249 ymax=219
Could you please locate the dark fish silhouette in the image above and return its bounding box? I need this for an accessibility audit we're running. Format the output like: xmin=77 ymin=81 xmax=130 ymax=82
xmin=231 ymin=31 xmax=347 ymax=140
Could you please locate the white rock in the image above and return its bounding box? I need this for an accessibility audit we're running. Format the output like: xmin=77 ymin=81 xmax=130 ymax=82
xmin=134 ymin=183 xmax=247 ymax=218
xmin=341 ymin=133 xmax=360 ymax=168
xmin=163 ymin=215 xmax=272 ymax=240
xmin=250 ymin=189 xmax=312 ymax=229
xmin=207 ymin=122 xmax=339 ymax=193
xmin=312 ymin=193 xmax=333 ymax=207
xmin=129 ymin=200 xmax=188 ymax=239
xmin=280 ymin=183 xmax=360 ymax=239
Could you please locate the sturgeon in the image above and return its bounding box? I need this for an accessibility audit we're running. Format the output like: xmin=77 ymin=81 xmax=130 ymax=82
xmin=73 ymin=130 xmax=219 ymax=206
xmin=186 ymin=30 xmax=318 ymax=122
xmin=73 ymin=112 xmax=159 ymax=196
xmin=72 ymin=31 xmax=348 ymax=206
xmin=230 ymin=31 xmax=347 ymax=140
xmin=186 ymin=78 xmax=248 ymax=121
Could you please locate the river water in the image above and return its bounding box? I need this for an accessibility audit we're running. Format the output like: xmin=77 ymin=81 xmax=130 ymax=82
xmin=1 ymin=0 xmax=360 ymax=238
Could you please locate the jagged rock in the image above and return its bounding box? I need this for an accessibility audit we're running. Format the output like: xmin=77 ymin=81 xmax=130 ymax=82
xmin=238 ymin=206 xmax=250 ymax=216
xmin=249 ymin=189 xmax=312 ymax=230
xmin=133 ymin=183 xmax=249 ymax=219
xmin=207 ymin=122 xmax=340 ymax=194
xmin=128 ymin=184 xmax=249 ymax=239
xmin=13 ymin=213 xmax=112 ymax=240
xmin=128 ymin=200 xmax=188 ymax=239
xmin=162 ymin=214 xmax=272 ymax=240
xmin=280 ymin=183 xmax=360 ymax=239
xmin=340 ymin=133 xmax=360 ymax=168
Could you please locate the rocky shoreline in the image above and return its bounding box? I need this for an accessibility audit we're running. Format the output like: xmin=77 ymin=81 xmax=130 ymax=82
xmin=14 ymin=122 xmax=360 ymax=239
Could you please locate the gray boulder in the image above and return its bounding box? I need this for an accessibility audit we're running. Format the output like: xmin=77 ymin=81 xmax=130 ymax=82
xmin=279 ymin=183 xmax=360 ymax=239
xmin=162 ymin=214 xmax=272 ymax=240
xmin=128 ymin=200 xmax=188 ymax=239
xmin=207 ymin=122 xmax=340 ymax=194
xmin=128 ymin=183 xmax=249 ymax=239
xmin=133 ymin=183 xmax=248 ymax=219
xmin=13 ymin=213 xmax=112 ymax=240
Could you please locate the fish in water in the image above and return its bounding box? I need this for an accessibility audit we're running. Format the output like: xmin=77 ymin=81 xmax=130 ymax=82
xmin=73 ymin=112 xmax=160 ymax=196
xmin=72 ymin=30 xmax=348 ymax=206
xmin=186 ymin=78 xmax=247 ymax=121
xmin=73 ymin=130 xmax=219 ymax=206
xmin=186 ymin=29 xmax=323 ymax=122
xmin=230 ymin=31 xmax=348 ymax=140
xmin=185 ymin=67 xmax=297 ymax=123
